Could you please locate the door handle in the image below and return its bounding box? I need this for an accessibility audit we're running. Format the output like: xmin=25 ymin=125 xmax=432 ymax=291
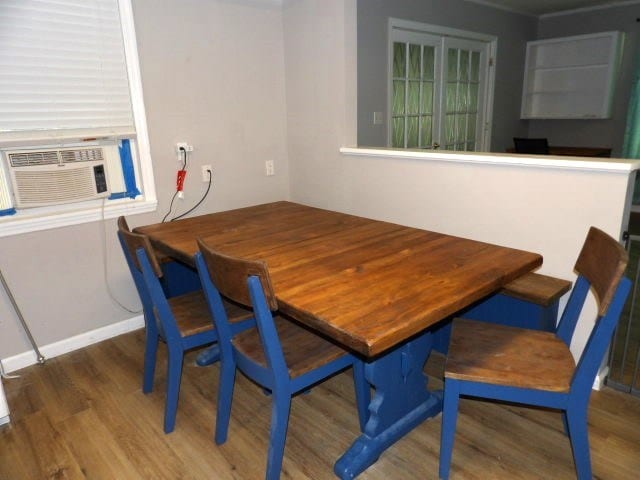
xmin=432 ymin=142 xmax=440 ymax=150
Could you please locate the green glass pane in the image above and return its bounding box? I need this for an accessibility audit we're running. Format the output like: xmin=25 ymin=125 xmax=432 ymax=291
xmin=456 ymin=83 xmax=467 ymax=112
xmin=446 ymin=83 xmax=457 ymax=113
xmin=445 ymin=114 xmax=456 ymax=144
xmin=469 ymin=83 xmax=479 ymax=112
xmin=455 ymin=114 xmax=466 ymax=143
xmin=467 ymin=141 xmax=475 ymax=151
xmin=423 ymin=46 xmax=435 ymax=80
xmin=392 ymin=117 xmax=405 ymax=148
xmin=409 ymin=44 xmax=421 ymax=79
xmin=447 ymin=49 xmax=458 ymax=81
xmin=470 ymin=51 xmax=480 ymax=81
xmin=455 ymin=142 xmax=465 ymax=151
xmin=460 ymin=50 xmax=469 ymax=82
xmin=445 ymin=144 xmax=455 ymax=150
xmin=393 ymin=42 xmax=406 ymax=78
xmin=421 ymin=115 xmax=432 ymax=147
xmin=421 ymin=81 xmax=433 ymax=114
xmin=467 ymin=114 xmax=477 ymax=140
xmin=407 ymin=81 xmax=420 ymax=115
xmin=407 ymin=116 xmax=419 ymax=148
xmin=393 ymin=80 xmax=405 ymax=115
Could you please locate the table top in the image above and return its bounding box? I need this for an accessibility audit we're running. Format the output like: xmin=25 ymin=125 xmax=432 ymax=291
xmin=135 ymin=201 xmax=542 ymax=357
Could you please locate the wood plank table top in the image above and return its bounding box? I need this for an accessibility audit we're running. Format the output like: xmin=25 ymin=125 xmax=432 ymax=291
xmin=135 ymin=201 xmax=542 ymax=357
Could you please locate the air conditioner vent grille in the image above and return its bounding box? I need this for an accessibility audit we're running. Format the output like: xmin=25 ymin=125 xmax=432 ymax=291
xmin=13 ymin=167 xmax=101 ymax=206
xmin=8 ymin=151 xmax=60 ymax=167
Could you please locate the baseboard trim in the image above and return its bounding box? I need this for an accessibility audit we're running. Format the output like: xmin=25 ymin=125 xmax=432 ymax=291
xmin=1 ymin=315 xmax=144 ymax=374
xmin=593 ymin=365 xmax=609 ymax=391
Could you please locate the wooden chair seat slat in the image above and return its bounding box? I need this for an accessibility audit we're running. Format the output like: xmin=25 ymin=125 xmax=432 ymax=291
xmin=233 ymin=315 xmax=347 ymax=378
xmin=170 ymin=292 xmax=252 ymax=337
xmin=445 ymin=318 xmax=574 ymax=392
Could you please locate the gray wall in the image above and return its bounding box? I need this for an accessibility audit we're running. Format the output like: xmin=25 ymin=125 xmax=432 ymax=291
xmin=529 ymin=4 xmax=640 ymax=157
xmin=356 ymin=0 xmax=537 ymax=152
xmin=0 ymin=0 xmax=290 ymax=360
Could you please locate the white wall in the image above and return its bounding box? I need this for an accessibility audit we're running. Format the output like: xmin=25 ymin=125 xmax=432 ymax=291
xmin=0 ymin=0 xmax=290 ymax=364
xmin=283 ymin=0 xmax=638 ymax=360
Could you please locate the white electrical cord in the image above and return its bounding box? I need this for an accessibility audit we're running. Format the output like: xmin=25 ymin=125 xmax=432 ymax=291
xmin=101 ymin=199 xmax=142 ymax=314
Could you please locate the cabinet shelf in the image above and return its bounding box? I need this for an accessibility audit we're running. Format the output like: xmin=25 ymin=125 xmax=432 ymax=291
xmin=520 ymin=31 xmax=623 ymax=120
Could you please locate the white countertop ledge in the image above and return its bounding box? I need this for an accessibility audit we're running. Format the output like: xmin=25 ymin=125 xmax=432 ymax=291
xmin=340 ymin=147 xmax=640 ymax=173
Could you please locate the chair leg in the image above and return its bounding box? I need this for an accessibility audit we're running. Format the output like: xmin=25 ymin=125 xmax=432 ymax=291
xmin=164 ymin=348 xmax=184 ymax=434
xmin=143 ymin=328 xmax=159 ymax=394
xmin=439 ymin=379 xmax=461 ymax=480
xmin=265 ymin=391 xmax=292 ymax=480
xmin=562 ymin=411 xmax=570 ymax=436
xmin=353 ymin=361 xmax=371 ymax=432
xmin=566 ymin=406 xmax=592 ymax=480
xmin=215 ymin=359 xmax=237 ymax=444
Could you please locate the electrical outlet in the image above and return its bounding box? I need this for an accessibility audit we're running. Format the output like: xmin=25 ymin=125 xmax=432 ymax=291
xmin=201 ymin=165 xmax=212 ymax=182
xmin=176 ymin=142 xmax=194 ymax=152
xmin=265 ymin=160 xmax=275 ymax=176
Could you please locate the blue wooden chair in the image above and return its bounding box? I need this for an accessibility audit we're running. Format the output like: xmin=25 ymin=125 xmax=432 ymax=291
xmin=117 ymin=219 xmax=253 ymax=433
xmin=439 ymin=226 xmax=631 ymax=480
xmin=195 ymin=239 xmax=371 ymax=480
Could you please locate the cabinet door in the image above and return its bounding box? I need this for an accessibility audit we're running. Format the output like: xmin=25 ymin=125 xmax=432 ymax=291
xmin=521 ymin=31 xmax=623 ymax=119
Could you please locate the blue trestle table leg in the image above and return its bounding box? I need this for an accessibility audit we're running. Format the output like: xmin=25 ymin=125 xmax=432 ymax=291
xmin=334 ymin=330 xmax=443 ymax=479
xmin=195 ymin=345 xmax=221 ymax=366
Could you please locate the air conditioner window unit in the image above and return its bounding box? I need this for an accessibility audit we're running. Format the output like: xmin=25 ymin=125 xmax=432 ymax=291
xmin=3 ymin=145 xmax=114 ymax=208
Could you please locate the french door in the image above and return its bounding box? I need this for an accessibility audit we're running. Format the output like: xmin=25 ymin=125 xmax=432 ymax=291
xmin=389 ymin=20 xmax=495 ymax=152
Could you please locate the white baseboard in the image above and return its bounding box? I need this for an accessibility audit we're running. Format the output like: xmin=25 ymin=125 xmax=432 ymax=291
xmin=1 ymin=315 xmax=144 ymax=374
xmin=593 ymin=365 xmax=609 ymax=391
xmin=0 ymin=377 xmax=9 ymax=425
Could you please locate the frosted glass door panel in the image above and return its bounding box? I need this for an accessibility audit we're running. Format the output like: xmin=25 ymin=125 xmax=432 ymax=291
xmin=442 ymin=38 xmax=486 ymax=151
xmin=391 ymin=31 xmax=441 ymax=149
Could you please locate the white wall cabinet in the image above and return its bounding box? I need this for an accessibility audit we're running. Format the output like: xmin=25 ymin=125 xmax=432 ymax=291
xmin=521 ymin=31 xmax=623 ymax=119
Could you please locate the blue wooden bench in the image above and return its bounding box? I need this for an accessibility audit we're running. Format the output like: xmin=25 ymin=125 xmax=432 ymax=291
xmin=434 ymin=272 xmax=572 ymax=353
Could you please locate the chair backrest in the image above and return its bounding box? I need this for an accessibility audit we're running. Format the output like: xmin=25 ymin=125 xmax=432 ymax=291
xmin=196 ymin=238 xmax=286 ymax=374
xmin=117 ymin=216 xmax=179 ymax=340
xmin=117 ymin=216 xmax=163 ymax=278
xmin=513 ymin=137 xmax=549 ymax=154
xmin=554 ymin=227 xmax=631 ymax=395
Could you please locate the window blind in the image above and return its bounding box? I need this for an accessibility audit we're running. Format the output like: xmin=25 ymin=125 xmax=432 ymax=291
xmin=0 ymin=0 xmax=135 ymax=144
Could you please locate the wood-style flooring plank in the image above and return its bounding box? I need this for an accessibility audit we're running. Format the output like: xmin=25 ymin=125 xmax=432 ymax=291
xmin=1 ymin=329 xmax=639 ymax=479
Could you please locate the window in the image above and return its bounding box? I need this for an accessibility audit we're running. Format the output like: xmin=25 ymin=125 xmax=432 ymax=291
xmin=0 ymin=0 xmax=156 ymax=237
xmin=389 ymin=19 xmax=496 ymax=152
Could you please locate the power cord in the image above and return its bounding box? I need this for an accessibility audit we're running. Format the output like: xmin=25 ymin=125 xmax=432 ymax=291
xmin=101 ymin=198 xmax=142 ymax=314
xmin=162 ymin=147 xmax=188 ymax=222
xmin=171 ymin=168 xmax=212 ymax=221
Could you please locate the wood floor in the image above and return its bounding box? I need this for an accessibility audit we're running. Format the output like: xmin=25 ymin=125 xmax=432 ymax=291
xmin=1 ymin=329 xmax=639 ymax=480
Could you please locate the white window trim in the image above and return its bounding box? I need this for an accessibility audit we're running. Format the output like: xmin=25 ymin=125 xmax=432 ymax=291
xmin=0 ymin=0 xmax=156 ymax=239
xmin=387 ymin=18 xmax=497 ymax=152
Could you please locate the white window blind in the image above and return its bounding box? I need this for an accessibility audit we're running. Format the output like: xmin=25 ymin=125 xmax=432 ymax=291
xmin=0 ymin=0 xmax=135 ymax=145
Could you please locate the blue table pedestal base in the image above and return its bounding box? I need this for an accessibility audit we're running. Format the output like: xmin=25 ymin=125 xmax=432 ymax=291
xmin=195 ymin=345 xmax=220 ymax=366
xmin=335 ymin=329 xmax=442 ymax=479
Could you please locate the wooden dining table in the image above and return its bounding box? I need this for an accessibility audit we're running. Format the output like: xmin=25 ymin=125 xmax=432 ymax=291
xmin=135 ymin=201 xmax=542 ymax=478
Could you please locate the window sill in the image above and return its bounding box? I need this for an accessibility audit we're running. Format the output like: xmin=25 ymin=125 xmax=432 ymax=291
xmin=0 ymin=197 xmax=157 ymax=238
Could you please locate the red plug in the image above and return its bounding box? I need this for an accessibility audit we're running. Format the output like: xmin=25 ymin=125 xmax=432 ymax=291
xmin=176 ymin=170 xmax=186 ymax=192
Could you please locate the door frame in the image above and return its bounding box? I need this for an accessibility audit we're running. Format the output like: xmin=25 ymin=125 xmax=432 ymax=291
xmin=387 ymin=18 xmax=497 ymax=152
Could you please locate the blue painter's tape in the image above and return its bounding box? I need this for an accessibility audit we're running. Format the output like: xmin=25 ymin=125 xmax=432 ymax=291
xmin=109 ymin=139 xmax=141 ymax=200
xmin=0 ymin=208 xmax=16 ymax=216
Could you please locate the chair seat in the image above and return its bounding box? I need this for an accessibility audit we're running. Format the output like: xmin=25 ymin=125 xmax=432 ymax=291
xmin=445 ymin=318 xmax=575 ymax=392
xmin=169 ymin=291 xmax=253 ymax=337
xmin=233 ymin=315 xmax=348 ymax=378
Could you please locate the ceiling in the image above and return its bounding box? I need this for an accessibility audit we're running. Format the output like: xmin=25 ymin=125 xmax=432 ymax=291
xmin=470 ymin=0 xmax=634 ymax=16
